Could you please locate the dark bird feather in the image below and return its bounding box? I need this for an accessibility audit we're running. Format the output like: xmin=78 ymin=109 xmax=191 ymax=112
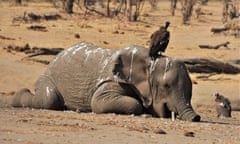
xmin=149 ymin=21 xmax=170 ymax=60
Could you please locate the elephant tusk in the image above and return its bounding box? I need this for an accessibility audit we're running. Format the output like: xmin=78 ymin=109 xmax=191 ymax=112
xmin=171 ymin=111 xmax=175 ymax=121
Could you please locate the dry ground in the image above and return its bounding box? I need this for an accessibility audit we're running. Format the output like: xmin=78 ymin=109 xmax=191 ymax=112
xmin=0 ymin=1 xmax=239 ymax=144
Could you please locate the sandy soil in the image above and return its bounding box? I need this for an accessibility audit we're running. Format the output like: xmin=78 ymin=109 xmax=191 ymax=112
xmin=0 ymin=1 xmax=239 ymax=144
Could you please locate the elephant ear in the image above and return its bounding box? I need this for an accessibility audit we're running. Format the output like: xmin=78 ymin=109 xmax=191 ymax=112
xmin=112 ymin=55 xmax=129 ymax=83
xmin=112 ymin=46 xmax=153 ymax=108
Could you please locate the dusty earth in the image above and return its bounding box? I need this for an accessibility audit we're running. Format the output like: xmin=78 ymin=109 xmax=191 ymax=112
xmin=0 ymin=1 xmax=239 ymax=144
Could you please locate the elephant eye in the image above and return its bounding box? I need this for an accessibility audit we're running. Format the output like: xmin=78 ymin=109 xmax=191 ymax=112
xmin=164 ymin=84 xmax=170 ymax=89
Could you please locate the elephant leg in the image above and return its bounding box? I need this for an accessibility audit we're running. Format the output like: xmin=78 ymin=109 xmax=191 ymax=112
xmin=91 ymin=82 xmax=143 ymax=115
xmin=12 ymin=75 xmax=65 ymax=110
xmin=32 ymin=75 xmax=65 ymax=110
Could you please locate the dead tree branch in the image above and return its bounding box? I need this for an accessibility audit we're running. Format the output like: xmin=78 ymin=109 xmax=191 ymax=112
xmin=27 ymin=25 xmax=48 ymax=32
xmin=0 ymin=35 xmax=15 ymax=40
xmin=182 ymin=58 xmax=240 ymax=74
xmin=199 ymin=41 xmax=230 ymax=49
xmin=27 ymin=48 xmax=64 ymax=57
xmin=3 ymin=44 xmax=64 ymax=57
xmin=84 ymin=6 xmax=106 ymax=16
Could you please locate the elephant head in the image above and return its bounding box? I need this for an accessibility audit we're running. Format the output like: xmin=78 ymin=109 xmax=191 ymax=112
xmin=112 ymin=46 xmax=200 ymax=122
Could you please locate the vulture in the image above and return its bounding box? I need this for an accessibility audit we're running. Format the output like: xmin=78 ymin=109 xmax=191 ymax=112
xmin=149 ymin=21 xmax=170 ymax=60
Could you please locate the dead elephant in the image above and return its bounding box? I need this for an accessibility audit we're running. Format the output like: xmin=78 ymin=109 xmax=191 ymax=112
xmin=12 ymin=42 xmax=200 ymax=122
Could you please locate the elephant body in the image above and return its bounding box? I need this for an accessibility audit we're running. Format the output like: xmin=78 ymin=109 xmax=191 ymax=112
xmin=44 ymin=43 xmax=116 ymax=112
xmin=12 ymin=42 xmax=200 ymax=122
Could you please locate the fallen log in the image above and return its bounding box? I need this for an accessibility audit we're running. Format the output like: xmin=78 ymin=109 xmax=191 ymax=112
xmin=211 ymin=26 xmax=228 ymax=33
xmin=85 ymin=6 xmax=105 ymax=16
xmin=28 ymin=13 xmax=42 ymax=21
xmin=28 ymin=12 xmax=62 ymax=21
xmin=211 ymin=22 xmax=231 ymax=33
xmin=27 ymin=48 xmax=64 ymax=57
xmin=196 ymin=73 xmax=217 ymax=79
xmin=211 ymin=18 xmax=240 ymax=34
xmin=182 ymin=58 xmax=240 ymax=74
xmin=4 ymin=44 xmax=64 ymax=56
xmin=199 ymin=41 xmax=230 ymax=49
xmin=43 ymin=14 xmax=61 ymax=21
xmin=3 ymin=44 xmax=30 ymax=53
xmin=0 ymin=35 xmax=16 ymax=40
xmin=12 ymin=12 xmax=62 ymax=24
xmin=23 ymin=58 xmax=50 ymax=65
xmin=27 ymin=25 xmax=48 ymax=32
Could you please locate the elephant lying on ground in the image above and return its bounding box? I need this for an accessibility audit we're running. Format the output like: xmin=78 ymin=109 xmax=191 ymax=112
xmin=12 ymin=42 xmax=200 ymax=122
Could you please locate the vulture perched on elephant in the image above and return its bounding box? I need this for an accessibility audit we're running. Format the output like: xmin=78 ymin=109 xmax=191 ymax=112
xmin=149 ymin=21 xmax=170 ymax=60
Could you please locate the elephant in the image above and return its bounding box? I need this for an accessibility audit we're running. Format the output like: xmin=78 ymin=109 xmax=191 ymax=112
xmin=12 ymin=42 xmax=200 ymax=122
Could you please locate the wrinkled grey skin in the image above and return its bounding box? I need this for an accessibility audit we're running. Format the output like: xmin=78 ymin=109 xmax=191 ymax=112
xmin=12 ymin=42 xmax=200 ymax=122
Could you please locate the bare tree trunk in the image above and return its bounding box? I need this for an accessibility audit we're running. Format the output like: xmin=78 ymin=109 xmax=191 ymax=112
xmin=149 ymin=0 xmax=157 ymax=9
xmin=107 ymin=0 xmax=111 ymax=17
xmin=114 ymin=0 xmax=127 ymax=16
xmin=181 ymin=0 xmax=195 ymax=24
xmin=63 ymin=0 xmax=74 ymax=14
xmin=15 ymin=0 xmax=22 ymax=4
xmin=222 ymin=0 xmax=229 ymax=23
xmin=170 ymin=0 xmax=177 ymax=16
xmin=222 ymin=0 xmax=239 ymax=23
xmin=127 ymin=0 xmax=143 ymax=21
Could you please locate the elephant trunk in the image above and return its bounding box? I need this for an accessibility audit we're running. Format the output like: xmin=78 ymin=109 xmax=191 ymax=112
xmin=177 ymin=104 xmax=201 ymax=122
